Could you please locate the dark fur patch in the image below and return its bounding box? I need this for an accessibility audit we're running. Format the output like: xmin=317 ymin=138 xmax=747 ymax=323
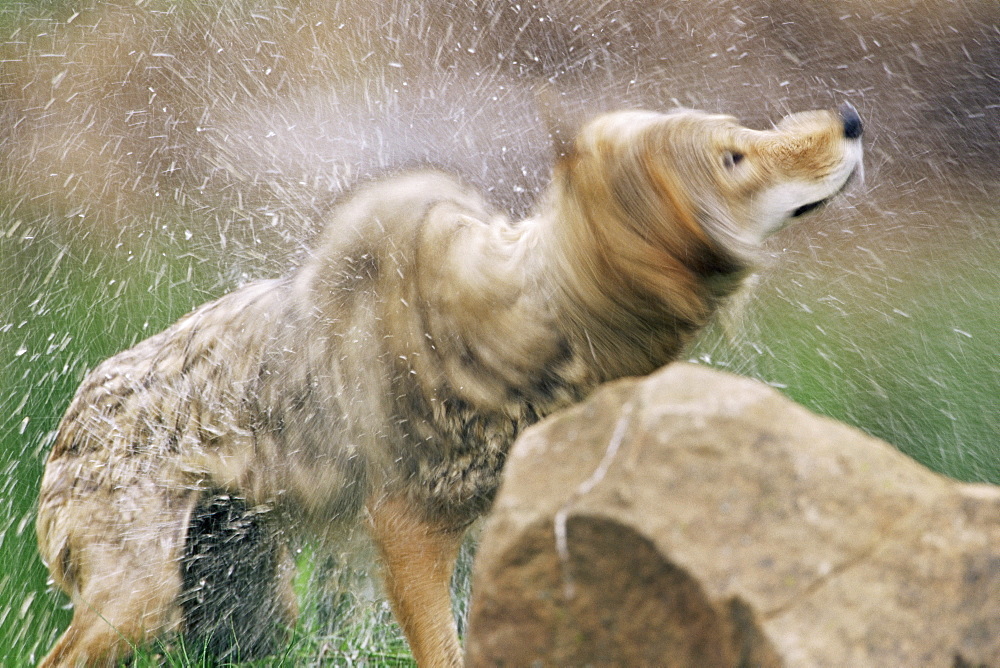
xmin=181 ymin=493 xmax=291 ymax=662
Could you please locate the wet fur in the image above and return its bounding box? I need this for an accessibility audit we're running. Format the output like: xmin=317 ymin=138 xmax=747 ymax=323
xmin=37 ymin=105 xmax=862 ymax=666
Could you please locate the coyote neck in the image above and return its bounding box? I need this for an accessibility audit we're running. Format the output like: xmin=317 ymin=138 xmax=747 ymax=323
xmin=533 ymin=177 xmax=748 ymax=383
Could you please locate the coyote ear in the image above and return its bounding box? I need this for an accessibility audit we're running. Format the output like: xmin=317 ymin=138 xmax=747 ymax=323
xmin=535 ymin=85 xmax=577 ymax=162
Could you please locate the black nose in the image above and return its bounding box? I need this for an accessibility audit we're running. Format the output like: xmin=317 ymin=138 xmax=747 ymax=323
xmin=838 ymin=102 xmax=863 ymax=139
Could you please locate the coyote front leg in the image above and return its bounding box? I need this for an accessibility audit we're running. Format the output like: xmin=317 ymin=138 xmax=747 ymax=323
xmin=367 ymin=496 xmax=465 ymax=668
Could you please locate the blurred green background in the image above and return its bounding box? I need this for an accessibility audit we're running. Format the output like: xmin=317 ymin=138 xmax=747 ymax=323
xmin=2 ymin=0 xmax=997 ymax=664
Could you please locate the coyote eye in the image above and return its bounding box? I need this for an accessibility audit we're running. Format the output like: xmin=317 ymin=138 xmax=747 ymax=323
xmin=723 ymin=151 xmax=745 ymax=169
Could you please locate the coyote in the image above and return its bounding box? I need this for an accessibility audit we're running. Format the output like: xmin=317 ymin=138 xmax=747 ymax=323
xmin=37 ymin=103 xmax=863 ymax=666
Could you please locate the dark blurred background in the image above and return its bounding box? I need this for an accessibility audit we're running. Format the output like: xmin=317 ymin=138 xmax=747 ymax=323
xmin=2 ymin=0 xmax=997 ymax=662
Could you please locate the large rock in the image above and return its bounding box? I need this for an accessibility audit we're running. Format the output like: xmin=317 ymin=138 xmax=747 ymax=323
xmin=466 ymin=364 xmax=1000 ymax=667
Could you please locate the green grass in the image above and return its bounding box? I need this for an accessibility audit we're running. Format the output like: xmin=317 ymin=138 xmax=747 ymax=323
xmin=1 ymin=221 xmax=220 ymax=664
xmin=127 ymin=614 xmax=418 ymax=668
xmin=690 ymin=206 xmax=1000 ymax=485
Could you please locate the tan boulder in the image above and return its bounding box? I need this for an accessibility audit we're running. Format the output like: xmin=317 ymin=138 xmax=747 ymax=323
xmin=466 ymin=364 xmax=1000 ymax=667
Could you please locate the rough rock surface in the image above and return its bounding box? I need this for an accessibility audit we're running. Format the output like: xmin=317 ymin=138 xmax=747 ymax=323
xmin=465 ymin=363 xmax=1000 ymax=667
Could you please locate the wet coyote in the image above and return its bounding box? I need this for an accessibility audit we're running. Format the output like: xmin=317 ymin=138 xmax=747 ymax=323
xmin=38 ymin=102 xmax=863 ymax=666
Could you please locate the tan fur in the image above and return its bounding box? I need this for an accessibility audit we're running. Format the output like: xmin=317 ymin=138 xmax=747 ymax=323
xmin=367 ymin=497 xmax=466 ymax=666
xmin=37 ymin=104 xmax=862 ymax=667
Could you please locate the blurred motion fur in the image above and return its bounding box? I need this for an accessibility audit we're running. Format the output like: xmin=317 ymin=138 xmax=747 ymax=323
xmin=37 ymin=103 xmax=862 ymax=667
